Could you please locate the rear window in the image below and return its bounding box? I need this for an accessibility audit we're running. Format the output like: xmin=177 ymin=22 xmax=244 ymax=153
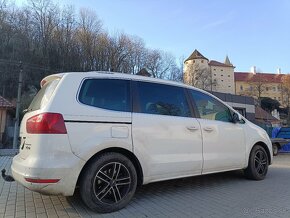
xmin=28 ymin=79 xmax=60 ymax=112
xmin=79 ymin=79 xmax=131 ymax=112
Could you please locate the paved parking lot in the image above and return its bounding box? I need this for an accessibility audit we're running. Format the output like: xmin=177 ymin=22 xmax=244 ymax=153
xmin=1 ymin=154 xmax=290 ymax=218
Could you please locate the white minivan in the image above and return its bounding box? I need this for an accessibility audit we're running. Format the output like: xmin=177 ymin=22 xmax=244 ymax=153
xmin=11 ymin=71 xmax=272 ymax=213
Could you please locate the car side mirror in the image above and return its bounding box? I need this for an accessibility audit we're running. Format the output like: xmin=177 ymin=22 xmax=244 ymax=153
xmin=232 ymin=112 xmax=240 ymax=123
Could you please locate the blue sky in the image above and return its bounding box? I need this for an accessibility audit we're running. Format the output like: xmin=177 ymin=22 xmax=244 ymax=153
xmin=15 ymin=0 xmax=290 ymax=73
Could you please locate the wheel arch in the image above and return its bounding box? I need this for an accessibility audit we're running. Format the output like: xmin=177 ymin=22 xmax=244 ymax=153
xmin=76 ymin=147 xmax=144 ymax=187
xmin=252 ymin=141 xmax=272 ymax=164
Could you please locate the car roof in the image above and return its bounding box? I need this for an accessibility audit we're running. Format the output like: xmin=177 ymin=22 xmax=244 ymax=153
xmin=44 ymin=71 xmax=198 ymax=90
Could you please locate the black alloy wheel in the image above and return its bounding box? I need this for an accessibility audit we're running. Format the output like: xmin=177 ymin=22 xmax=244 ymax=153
xmin=254 ymin=149 xmax=268 ymax=176
xmin=244 ymin=145 xmax=269 ymax=180
xmin=93 ymin=162 xmax=131 ymax=204
xmin=80 ymin=152 xmax=137 ymax=213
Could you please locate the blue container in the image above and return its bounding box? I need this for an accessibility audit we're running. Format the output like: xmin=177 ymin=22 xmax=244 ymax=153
xmin=280 ymin=143 xmax=290 ymax=153
xmin=272 ymin=127 xmax=290 ymax=152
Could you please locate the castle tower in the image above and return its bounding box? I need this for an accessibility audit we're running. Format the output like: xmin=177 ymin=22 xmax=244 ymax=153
xmin=183 ymin=49 xmax=209 ymax=86
xmin=208 ymin=55 xmax=235 ymax=94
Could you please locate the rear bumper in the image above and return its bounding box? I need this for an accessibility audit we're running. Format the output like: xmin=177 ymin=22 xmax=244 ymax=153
xmin=11 ymin=153 xmax=85 ymax=196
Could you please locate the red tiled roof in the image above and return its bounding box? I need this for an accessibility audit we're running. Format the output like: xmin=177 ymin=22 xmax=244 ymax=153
xmin=235 ymin=72 xmax=284 ymax=83
xmin=209 ymin=60 xmax=233 ymax=67
xmin=0 ymin=96 xmax=14 ymax=108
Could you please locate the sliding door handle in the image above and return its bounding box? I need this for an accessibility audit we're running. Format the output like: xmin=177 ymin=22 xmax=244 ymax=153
xmin=187 ymin=126 xmax=199 ymax=131
xmin=203 ymin=127 xmax=214 ymax=132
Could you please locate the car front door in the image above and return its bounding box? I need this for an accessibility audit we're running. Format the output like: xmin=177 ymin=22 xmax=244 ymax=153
xmin=189 ymin=89 xmax=246 ymax=174
xmin=132 ymin=81 xmax=203 ymax=182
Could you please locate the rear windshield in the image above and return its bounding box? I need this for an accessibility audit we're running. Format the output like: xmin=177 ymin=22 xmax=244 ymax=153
xmin=27 ymin=79 xmax=60 ymax=112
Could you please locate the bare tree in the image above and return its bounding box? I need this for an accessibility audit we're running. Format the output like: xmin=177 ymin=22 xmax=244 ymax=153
xmin=145 ymin=49 xmax=175 ymax=79
xmin=108 ymin=33 xmax=133 ymax=72
xmin=53 ymin=5 xmax=77 ymax=70
xmin=0 ymin=0 xmax=7 ymax=24
xmin=185 ymin=63 xmax=216 ymax=90
xmin=167 ymin=64 xmax=182 ymax=82
xmin=244 ymin=72 xmax=267 ymax=104
xmin=76 ymin=8 xmax=102 ymax=71
xmin=95 ymin=32 xmax=110 ymax=71
xmin=29 ymin=0 xmax=59 ymax=64
xmin=125 ymin=36 xmax=146 ymax=74
xmin=0 ymin=1 xmax=183 ymax=99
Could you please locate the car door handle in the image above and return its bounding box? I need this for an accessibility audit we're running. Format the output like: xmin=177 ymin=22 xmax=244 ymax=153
xmin=187 ymin=126 xmax=199 ymax=131
xmin=203 ymin=127 xmax=214 ymax=132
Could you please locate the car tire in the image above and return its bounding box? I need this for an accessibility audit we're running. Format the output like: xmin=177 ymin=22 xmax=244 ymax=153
xmin=244 ymin=145 xmax=269 ymax=180
xmin=80 ymin=152 xmax=137 ymax=213
xmin=272 ymin=144 xmax=279 ymax=156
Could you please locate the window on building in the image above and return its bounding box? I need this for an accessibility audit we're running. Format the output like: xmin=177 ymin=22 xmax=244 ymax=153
xmin=240 ymin=85 xmax=243 ymax=91
xmin=279 ymin=97 xmax=281 ymax=100
xmin=274 ymin=97 xmax=276 ymax=100
xmin=228 ymin=75 xmax=230 ymax=77
xmin=273 ymin=87 xmax=276 ymax=91
xmin=266 ymin=87 xmax=269 ymax=91
xmin=221 ymin=69 xmax=223 ymax=71
xmin=221 ymin=80 xmax=224 ymax=82
xmin=193 ymin=60 xmax=195 ymax=63
xmin=221 ymin=75 xmax=223 ymax=76
xmin=213 ymin=69 xmax=216 ymax=71
xmin=201 ymin=60 xmax=204 ymax=63
xmin=214 ymin=74 xmax=216 ymax=76
xmin=228 ymin=86 xmax=231 ymax=88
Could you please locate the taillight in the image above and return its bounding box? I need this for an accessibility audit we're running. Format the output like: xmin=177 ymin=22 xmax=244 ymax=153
xmin=26 ymin=113 xmax=67 ymax=134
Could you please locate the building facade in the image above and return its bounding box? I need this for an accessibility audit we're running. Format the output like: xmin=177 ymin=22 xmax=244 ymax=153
xmin=184 ymin=49 xmax=286 ymax=106
xmin=235 ymin=71 xmax=284 ymax=105
xmin=183 ymin=49 xmax=235 ymax=94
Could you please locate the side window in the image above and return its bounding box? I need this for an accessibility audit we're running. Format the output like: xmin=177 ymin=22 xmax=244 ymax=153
xmin=190 ymin=90 xmax=232 ymax=122
xmin=79 ymin=79 xmax=131 ymax=112
xmin=136 ymin=82 xmax=191 ymax=117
